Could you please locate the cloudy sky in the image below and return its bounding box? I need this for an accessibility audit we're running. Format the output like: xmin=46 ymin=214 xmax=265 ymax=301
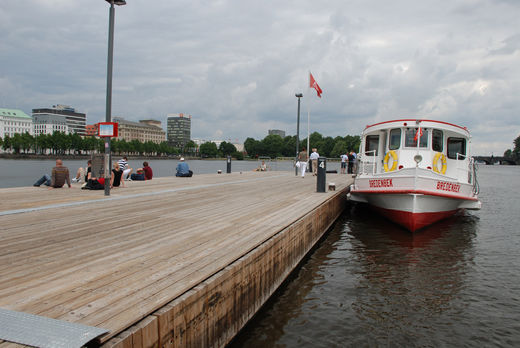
xmin=1 ymin=0 xmax=518 ymax=155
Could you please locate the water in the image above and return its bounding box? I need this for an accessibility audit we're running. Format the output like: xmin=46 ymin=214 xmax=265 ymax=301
xmin=0 ymin=158 xmax=343 ymax=188
xmin=230 ymin=165 xmax=520 ymax=347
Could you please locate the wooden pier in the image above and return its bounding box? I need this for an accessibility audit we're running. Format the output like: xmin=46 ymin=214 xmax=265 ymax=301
xmin=0 ymin=171 xmax=353 ymax=347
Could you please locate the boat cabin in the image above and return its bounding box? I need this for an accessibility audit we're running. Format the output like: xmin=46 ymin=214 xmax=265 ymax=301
xmin=358 ymin=119 xmax=475 ymax=183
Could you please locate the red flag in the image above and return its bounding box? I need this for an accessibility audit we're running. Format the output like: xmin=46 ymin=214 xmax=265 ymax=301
xmin=309 ymin=73 xmax=323 ymax=98
xmin=414 ymin=127 xmax=423 ymax=141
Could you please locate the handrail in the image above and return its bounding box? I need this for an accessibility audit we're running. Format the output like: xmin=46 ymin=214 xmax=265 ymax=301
xmin=359 ymin=150 xmax=377 ymax=175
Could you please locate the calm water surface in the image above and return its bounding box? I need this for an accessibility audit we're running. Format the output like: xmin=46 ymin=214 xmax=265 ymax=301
xmin=0 ymin=158 xmax=343 ymax=188
xmin=230 ymin=165 xmax=520 ymax=347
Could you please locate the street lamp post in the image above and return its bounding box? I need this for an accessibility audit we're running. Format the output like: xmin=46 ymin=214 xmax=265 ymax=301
xmin=295 ymin=93 xmax=303 ymax=176
xmin=103 ymin=0 xmax=126 ymax=196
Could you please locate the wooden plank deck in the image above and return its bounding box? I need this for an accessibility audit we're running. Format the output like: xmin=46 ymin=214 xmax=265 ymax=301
xmin=0 ymin=171 xmax=353 ymax=346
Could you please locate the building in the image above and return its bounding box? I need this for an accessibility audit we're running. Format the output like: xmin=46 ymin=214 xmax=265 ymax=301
xmin=0 ymin=108 xmax=33 ymax=138
xmin=33 ymin=114 xmax=69 ymax=136
xmin=113 ymin=117 xmax=166 ymax=144
xmin=268 ymin=129 xmax=285 ymax=138
xmin=32 ymin=104 xmax=86 ymax=136
xmin=85 ymin=124 xmax=98 ymax=136
xmin=167 ymin=113 xmax=191 ymax=148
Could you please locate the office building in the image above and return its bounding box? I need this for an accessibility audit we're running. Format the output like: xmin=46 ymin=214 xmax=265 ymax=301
xmin=32 ymin=104 xmax=86 ymax=135
xmin=113 ymin=117 xmax=166 ymax=144
xmin=0 ymin=108 xmax=33 ymax=138
xmin=33 ymin=114 xmax=69 ymax=136
xmin=167 ymin=113 xmax=191 ymax=148
xmin=268 ymin=129 xmax=285 ymax=138
xmin=85 ymin=124 xmax=98 ymax=136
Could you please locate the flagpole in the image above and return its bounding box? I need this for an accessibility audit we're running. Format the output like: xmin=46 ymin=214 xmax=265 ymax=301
xmin=307 ymin=71 xmax=310 ymax=155
xmin=307 ymin=104 xmax=310 ymax=156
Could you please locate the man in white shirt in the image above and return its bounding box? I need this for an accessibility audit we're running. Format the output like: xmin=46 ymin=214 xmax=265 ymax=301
xmin=310 ymin=148 xmax=320 ymax=176
xmin=118 ymin=156 xmax=133 ymax=179
xmin=340 ymin=153 xmax=349 ymax=174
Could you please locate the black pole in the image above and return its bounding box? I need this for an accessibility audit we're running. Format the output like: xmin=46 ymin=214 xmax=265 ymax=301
xmin=226 ymin=155 xmax=232 ymax=173
xmin=317 ymin=156 xmax=326 ymax=192
xmin=295 ymin=93 xmax=302 ymax=176
xmin=104 ymin=2 xmax=115 ymax=196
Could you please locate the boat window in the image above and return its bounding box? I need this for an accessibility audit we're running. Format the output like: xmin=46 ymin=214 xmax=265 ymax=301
xmin=447 ymin=137 xmax=466 ymax=159
xmin=404 ymin=128 xmax=428 ymax=148
xmin=432 ymin=129 xmax=443 ymax=152
xmin=365 ymin=135 xmax=379 ymax=156
xmin=389 ymin=129 xmax=401 ymax=150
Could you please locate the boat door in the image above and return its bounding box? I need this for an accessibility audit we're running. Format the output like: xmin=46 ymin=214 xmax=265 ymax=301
xmin=361 ymin=132 xmax=382 ymax=174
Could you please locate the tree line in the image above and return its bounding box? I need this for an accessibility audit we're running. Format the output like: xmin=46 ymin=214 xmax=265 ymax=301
xmin=244 ymin=132 xmax=361 ymax=159
xmin=0 ymin=132 xmax=243 ymax=158
xmin=0 ymin=131 xmax=361 ymax=159
xmin=0 ymin=132 xmax=184 ymax=156
xmin=504 ymin=135 xmax=520 ymax=163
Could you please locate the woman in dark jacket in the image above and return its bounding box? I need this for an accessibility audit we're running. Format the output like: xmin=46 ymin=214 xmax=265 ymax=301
xmin=110 ymin=162 xmax=125 ymax=188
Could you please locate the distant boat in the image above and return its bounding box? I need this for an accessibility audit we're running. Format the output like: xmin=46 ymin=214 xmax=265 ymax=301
xmin=348 ymin=119 xmax=481 ymax=232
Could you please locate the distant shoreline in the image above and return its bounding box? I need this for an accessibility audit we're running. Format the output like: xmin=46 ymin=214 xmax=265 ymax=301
xmin=0 ymin=153 xmax=255 ymax=161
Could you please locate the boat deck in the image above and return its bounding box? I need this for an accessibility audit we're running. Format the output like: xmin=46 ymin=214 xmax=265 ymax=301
xmin=0 ymin=171 xmax=353 ymax=346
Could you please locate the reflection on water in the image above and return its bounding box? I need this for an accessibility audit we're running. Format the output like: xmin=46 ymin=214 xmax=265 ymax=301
xmin=231 ymin=189 xmax=519 ymax=347
xmin=344 ymin=206 xmax=479 ymax=346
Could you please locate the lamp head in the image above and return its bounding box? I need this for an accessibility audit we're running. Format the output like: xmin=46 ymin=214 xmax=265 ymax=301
xmin=105 ymin=0 xmax=127 ymax=5
xmin=295 ymin=93 xmax=303 ymax=98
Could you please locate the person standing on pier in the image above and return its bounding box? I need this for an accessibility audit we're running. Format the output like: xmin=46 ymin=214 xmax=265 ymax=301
xmin=298 ymin=147 xmax=309 ymax=178
xmin=340 ymin=152 xmax=349 ymax=174
xmin=310 ymin=148 xmax=319 ymax=176
xmin=348 ymin=151 xmax=355 ymax=174
xmin=33 ymin=159 xmax=71 ymax=188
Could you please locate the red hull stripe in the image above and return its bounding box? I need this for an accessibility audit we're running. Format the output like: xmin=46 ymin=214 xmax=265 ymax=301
xmin=373 ymin=206 xmax=458 ymax=232
xmin=350 ymin=189 xmax=479 ymax=201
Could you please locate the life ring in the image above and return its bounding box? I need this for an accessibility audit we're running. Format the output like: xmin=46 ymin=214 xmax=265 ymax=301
xmin=383 ymin=150 xmax=398 ymax=172
xmin=432 ymin=152 xmax=447 ymax=174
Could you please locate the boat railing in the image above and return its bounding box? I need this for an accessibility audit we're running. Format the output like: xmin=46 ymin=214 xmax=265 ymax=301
xmin=358 ymin=150 xmax=378 ymax=175
xmin=468 ymin=157 xmax=480 ymax=195
xmin=453 ymin=152 xmax=471 ymax=181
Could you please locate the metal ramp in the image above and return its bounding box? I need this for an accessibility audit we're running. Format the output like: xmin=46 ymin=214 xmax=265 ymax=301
xmin=0 ymin=308 xmax=109 ymax=348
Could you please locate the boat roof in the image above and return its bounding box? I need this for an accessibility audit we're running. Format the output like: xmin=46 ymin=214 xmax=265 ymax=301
xmin=364 ymin=119 xmax=470 ymax=136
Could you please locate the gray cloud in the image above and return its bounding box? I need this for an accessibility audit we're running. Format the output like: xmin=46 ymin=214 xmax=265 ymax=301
xmin=0 ymin=0 xmax=518 ymax=155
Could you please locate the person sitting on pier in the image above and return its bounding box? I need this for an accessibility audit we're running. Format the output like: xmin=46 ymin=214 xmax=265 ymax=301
xmin=110 ymin=162 xmax=125 ymax=188
xmin=33 ymin=159 xmax=71 ymax=189
xmin=135 ymin=161 xmax=153 ymax=180
xmin=176 ymin=157 xmax=193 ymax=177
xmin=72 ymin=159 xmax=92 ymax=183
xmin=254 ymin=160 xmax=267 ymax=171
xmin=118 ymin=156 xmax=133 ymax=180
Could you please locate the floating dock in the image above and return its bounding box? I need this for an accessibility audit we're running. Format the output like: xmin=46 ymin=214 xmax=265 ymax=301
xmin=0 ymin=171 xmax=353 ymax=347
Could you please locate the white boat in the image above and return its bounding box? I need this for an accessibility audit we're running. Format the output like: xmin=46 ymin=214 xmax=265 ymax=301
xmin=347 ymin=119 xmax=481 ymax=232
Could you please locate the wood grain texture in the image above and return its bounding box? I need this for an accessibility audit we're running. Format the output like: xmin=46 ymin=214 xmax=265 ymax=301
xmin=0 ymin=171 xmax=353 ymax=346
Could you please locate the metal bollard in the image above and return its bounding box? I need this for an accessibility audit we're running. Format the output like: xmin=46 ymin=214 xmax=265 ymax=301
xmin=226 ymin=156 xmax=232 ymax=173
xmin=317 ymin=157 xmax=326 ymax=192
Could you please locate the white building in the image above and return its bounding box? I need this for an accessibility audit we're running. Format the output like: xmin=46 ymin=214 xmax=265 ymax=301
xmin=33 ymin=114 xmax=69 ymax=136
xmin=0 ymin=108 xmax=33 ymax=138
xmin=32 ymin=104 xmax=86 ymax=135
